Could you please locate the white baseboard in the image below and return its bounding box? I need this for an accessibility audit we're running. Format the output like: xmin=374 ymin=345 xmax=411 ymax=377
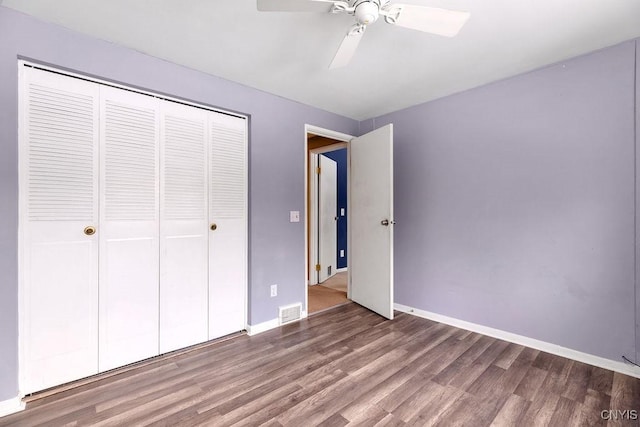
xmin=0 ymin=396 xmax=25 ymax=417
xmin=395 ymin=303 xmax=640 ymax=379
xmin=246 ymin=318 xmax=279 ymax=336
xmin=336 ymin=267 xmax=348 ymax=273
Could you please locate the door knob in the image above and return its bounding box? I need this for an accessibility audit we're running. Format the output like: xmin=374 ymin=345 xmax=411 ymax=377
xmin=380 ymin=219 xmax=395 ymax=226
xmin=84 ymin=226 xmax=96 ymax=236
xmin=210 ymin=223 xmax=217 ymax=231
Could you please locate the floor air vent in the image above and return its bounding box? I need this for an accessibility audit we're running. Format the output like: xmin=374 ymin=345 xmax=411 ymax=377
xmin=279 ymin=303 xmax=302 ymax=325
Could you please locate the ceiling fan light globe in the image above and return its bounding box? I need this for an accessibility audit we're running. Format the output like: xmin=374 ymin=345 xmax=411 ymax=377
xmin=355 ymin=1 xmax=379 ymax=25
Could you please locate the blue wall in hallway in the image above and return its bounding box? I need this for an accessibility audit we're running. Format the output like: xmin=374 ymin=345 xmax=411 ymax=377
xmin=323 ymin=149 xmax=348 ymax=269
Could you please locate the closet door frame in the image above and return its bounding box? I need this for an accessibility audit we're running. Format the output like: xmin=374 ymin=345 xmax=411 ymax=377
xmin=18 ymin=60 xmax=249 ymax=396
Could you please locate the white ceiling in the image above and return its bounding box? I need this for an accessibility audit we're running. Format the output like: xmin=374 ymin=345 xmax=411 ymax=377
xmin=4 ymin=0 xmax=640 ymax=120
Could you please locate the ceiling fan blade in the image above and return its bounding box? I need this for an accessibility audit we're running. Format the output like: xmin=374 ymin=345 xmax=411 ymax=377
xmin=389 ymin=5 xmax=470 ymax=37
xmin=329 ymin=25 xmax=366 ymax=69
xmin=257 ymin=0 xmax=337 ymax=13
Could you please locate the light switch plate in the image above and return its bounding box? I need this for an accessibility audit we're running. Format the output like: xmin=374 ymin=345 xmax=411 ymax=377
xmin=290 ymin=211 xmax=300 ymax=222
xmin=340 ymin=208 xmax=345 ymax=216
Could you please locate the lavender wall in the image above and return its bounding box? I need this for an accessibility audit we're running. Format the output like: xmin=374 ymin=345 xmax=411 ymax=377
xmin=636 ymin=41 xmax=640 ymax=363
xmin=363 ymin=40 xmax=638 ymax=363
xmin=0 ymin=6 xmax=358 ymax=400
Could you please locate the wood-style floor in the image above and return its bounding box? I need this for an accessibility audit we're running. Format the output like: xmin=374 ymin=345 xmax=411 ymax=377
xmin=2 ymin=303 xmax=639 ymax=426
xmin=308 ymin=272 xmax=348 ymax=314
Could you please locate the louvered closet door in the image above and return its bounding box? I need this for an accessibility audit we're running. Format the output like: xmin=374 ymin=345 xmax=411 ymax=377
xmin=159 ymin=100 xmax=209 ymax=353
xmin=209 ymin=113 xmax=247 ymax=339
xmin=20 ymin=67 xmax=100 ymax=393
xmin=99 ymin=86 xmax=160 ymax=372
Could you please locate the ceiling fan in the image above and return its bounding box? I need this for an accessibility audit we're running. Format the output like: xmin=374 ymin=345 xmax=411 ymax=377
xmin=257 ymin=0 xmax=470 ymax=68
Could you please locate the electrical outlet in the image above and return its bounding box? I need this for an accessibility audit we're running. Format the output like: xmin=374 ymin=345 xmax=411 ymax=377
xmin=340 ymin=250 xmax=345 ymax=258
xmin=270 ymin=284 xmax=278 ymax=297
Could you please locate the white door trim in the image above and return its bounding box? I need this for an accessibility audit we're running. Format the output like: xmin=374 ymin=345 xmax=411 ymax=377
xmin=304 ymin=125 xmax=352 ymax=317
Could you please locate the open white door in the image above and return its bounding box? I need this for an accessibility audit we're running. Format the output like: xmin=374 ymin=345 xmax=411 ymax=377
xmin=350 ymin=124 xmax=394 ymax=319
xmin=318 ymin=154 xmax=338 ymax=283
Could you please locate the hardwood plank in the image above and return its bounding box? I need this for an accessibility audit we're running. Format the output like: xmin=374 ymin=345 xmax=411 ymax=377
xmin=405 ymin=385 xmax=464 ymax=426
xmin=392 ymin=381 xmax=447 ymax=422
xmin=432 ymin=391 xmax=508 ymax=427
xmin=317 ymin=413 xmax=349 ymax=427
xmin=275 ymin=349 xmax=409 ymax=426
xmin=453 ymin=334 xmax=495 ymax=365
xmin=609 ymin=372 xmax=640 ymax=415
xmin=562 ymin=360 xmax=592 ymax=403
xmin=338 ymin=334 xmax=459 ymax=420
xmin=473 ymin=340 xmax=511 ymax=367
xmin=494 ymin=364 xmax=530 ymax=397
xmin=377 ymin=373 xmax=432 ymax=414
xmin=493 ymin=343 xmax=526 ymax=370
xmin=589 ymin=366 xmax=615 ymax=397
xmin=374 ymin=413 xmax=407 ymax=427
xmin=229 ymin=368 xmax=346 ymax=427
xmin=531 ymin=351 xmax=556 ymax=371
xmin=489 ymin=393 xmax=530 ymax=426
xmin=513 ymin=365 xmax=548 ymax=401
xmin=548 ymin=396 xmax=579 ymax=427
xmin=446 ymin=361 xmax=492 ymax=390
xmin=519 ymin=392 xmax=561 ymax=426
xmin=533 ymin=356 xmax=573 ymax=399
xmin=342 ymin=403 xmax=389 ymax=426
xmin=466 ymin=365 xmax=507 ymax=396
xmin=569 ymin=388 xmax=609 ymax=427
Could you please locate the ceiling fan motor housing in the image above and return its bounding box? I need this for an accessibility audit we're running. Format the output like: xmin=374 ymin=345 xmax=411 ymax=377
xmin=353 ymin=0 xmax=381 ymax=25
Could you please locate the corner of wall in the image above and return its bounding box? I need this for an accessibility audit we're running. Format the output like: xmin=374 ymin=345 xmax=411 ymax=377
xmin=357 ymin=118 xmax=376 ymax=136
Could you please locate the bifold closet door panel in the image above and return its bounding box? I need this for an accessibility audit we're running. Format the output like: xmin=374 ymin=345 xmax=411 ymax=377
xmin=209 ymin=113 xmax=247 ymax=339
xmin=20 ymin=67 xmax=100 ymax=393
xmin=159 ymin=100 xmax=209 ymax=354
xmin=99 ymin=86 xmax=160 ymax=372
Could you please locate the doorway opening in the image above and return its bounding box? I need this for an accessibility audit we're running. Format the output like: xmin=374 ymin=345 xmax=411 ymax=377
xmin=305 ymin=126 xmax=351 ymax=315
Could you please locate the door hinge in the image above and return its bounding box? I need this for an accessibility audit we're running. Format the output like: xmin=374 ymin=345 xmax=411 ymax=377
xmin=316 ymin=167 xmax=321 ymax=174
xmin=315 ymin=264 xmax=321 ymax=271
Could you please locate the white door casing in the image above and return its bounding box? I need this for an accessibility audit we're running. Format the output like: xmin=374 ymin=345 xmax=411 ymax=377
xmin=318 ymin=154 xmax=338 ymax=283
xmin=349 ymin=124 xmax=394 ymax=319
xmin=98 ymin=86 xmax=160 ymax=371
xmin=159 ymin=100 xmax=209 ymax=353
xmin=208 ymin=113 xmax=247 ymax=339
xmin=20 ymin=67 xmax=100 ymax=393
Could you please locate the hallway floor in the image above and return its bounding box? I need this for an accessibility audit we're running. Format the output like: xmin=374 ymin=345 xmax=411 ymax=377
xmin=308 ymin=271 xmax=348 ymax=314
